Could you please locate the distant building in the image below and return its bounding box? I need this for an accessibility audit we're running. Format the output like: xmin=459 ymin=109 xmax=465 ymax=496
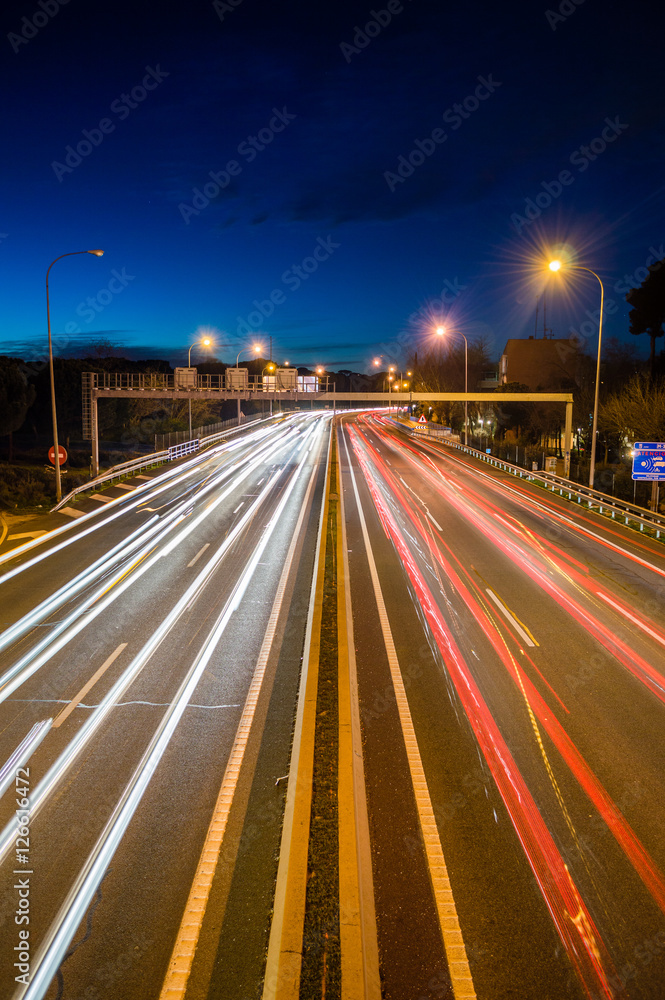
xmin=499 ymin=337 xmax=580 ymax=390
xmin=477 ymin=370 xmax=499 ymax=389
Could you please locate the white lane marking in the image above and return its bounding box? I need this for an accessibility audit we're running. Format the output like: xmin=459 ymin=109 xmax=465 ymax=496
xmin=440 ymin=450 xmax=665 ymax=579
xmin=135 ymin=474 xmax=153 ymax=480
xmin=343 ymin=431 xmax=477 ymax=1000
xmin=596 ymin=591 xmax=665 ymax=648
xmin=187 ymin=543 xmax=210 ymax=568
xmin=8 ymin=699 xmax=240 ymax=710
xmin=0 ymin=720 xmax=52 ymax=800
xmin=426 ymin=511 xmax=443 ymax=531
xmin=163 ymin=422 xmax=325 ymax=1000
xmin=115 ymin=483 xmax=137 ymax=490
xmin=52 ymin=644 xmax=128 ymax=729
xmin=60 ymin=506 xmax=85 ymax=518
xmin=18 ymin=423 xmax=324 ymax=1000
xmin=485 ymin=589 xmax=535 ymax=647
xmin=233 ymin=503 xmax=244 ymax=513
xmin=0 ymin=424 xmax=320 ymax=869
xmin=0 ymin=516 xmax=160 ymax=663
xmin=90 ymin=494 xmax=115 ymax=503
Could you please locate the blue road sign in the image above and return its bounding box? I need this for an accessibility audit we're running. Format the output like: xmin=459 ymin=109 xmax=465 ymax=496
xmin=632 ymin=443 xmax=665 ymax=481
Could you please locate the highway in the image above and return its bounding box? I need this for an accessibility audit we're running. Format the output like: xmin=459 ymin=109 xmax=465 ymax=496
xmin=0 ymin=412 xmax=331 ymax=1000
xmin=339 ymin=413 xmax=665 ymax=1000
xmin=1 ymin=410 xmax=665 ymax=1000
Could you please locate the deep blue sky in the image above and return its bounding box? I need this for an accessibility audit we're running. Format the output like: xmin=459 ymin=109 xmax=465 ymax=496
xmin=1 ymin=0 xmax=664 ymax=371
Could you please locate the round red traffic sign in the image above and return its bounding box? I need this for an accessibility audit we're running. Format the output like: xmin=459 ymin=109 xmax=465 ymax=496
xmin=48 ymin=445 xmax=68 ymax=466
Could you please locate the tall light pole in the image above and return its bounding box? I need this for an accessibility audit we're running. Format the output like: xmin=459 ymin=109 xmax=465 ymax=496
xmin=186 ymin=336 xmax=212 ymax=440
xmin=263 ymin=363 xmax=275 ymax=417
xmin=234 ymin=343 xmax=262 ymax=422
xmin=437 ymin=326 xmax=468 ymax=445
xmin=46 ymin=249 xmax=104 ymax=502
xmin=549 ymin=259 xmax=604 ymax=488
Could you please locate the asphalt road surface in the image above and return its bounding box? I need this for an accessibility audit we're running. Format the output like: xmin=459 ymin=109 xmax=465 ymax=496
xmin=339 ymin=413 xmax=665 ymax=1000
xmin=2 ymin=409 xmax=665 ymax=1000
xmin=0 ymin=412 xmax=331 ymax=1000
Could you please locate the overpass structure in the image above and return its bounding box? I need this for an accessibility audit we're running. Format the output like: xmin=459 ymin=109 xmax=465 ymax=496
xmin=81 ymin=372 xmax=574 ymax=476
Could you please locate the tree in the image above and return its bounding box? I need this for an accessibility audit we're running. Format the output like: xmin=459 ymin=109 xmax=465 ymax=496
xmin=0 ymin=358 xmax=36 ymax=460
xmin=600 ymin=374 xmax=665 ymax=444
xmin=626 ymin=259 xmax=665 ymax=376
xmin=492 ymin=382 xmax=530 ymax=439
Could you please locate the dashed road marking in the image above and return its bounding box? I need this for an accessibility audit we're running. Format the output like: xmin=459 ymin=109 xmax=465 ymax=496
xmin=53 ymin=644 xmax=128 ymax=729
xmin=344 ymin=431 xmax=477 ymax=1000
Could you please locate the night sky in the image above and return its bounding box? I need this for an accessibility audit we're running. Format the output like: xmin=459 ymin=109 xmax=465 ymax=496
xmin=1 ymin=0 xmax=664 ymax=371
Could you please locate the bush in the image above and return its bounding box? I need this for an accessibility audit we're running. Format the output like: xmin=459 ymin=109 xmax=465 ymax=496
xmin=0 ymin=464 xmax=89 ymax=510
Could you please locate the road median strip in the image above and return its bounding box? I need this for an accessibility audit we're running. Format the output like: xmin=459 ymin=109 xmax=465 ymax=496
xmin=263 ymin=423 xmax=379 ymax=1000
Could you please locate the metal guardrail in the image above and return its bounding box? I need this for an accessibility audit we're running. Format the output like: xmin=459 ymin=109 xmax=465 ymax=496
xmin=168 ymin=440 xmax=200 ymax=460
xmin=399 ymin=421 xmax=665 ymax=540
xmin=93 ymin=372 xmax=328 ymax=393
xmin=52 ymin=416 xmax=267 ymax=512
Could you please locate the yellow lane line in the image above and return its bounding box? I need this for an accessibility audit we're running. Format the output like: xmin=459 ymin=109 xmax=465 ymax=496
xmin=0 ymin=514 xmax=8 ymax=547
xmin=159 ymin=433 xmax=325 ymax=1000
xmin=262 ymin=431 xmax=333 ymax=1000
xmin=343 ymin=432 xmax=477 ymax=1000
xmin=337 ymin=426 xmax=381 ymax=1000
xmin=52 ymin=643 xmax=128 ymax=728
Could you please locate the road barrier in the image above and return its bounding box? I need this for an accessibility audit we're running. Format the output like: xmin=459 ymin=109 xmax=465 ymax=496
xmin=398 ymin=420 xmax=665 ymax=540
xmin=52 ymin=416 xmax=267 ymax=512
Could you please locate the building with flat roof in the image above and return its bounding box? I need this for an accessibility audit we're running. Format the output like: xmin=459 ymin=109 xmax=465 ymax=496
xmin=499 ymin=337 xmax=581 ymax=390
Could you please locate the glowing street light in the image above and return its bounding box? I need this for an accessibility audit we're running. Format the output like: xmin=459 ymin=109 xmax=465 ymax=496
xmin=236 ymin=343 xmax=262 ymax=367
xmin=548 ymin=257 xmax=604 ymax=488
xmin=187 ymin=335 xmax=213 ymax=439
xmin=436 ymin=324 xmax=468 ymax=445
xmin=188 ymin=335 xmax=212 ymax=367
xmin=263 ymin=363 xmax=275 ymax=416
xmin=46 ymin=249 xmax=104 ymax=502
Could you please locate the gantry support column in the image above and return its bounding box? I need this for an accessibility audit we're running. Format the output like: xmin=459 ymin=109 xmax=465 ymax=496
xmin=563 ymin=399 xmax=573 ymax=479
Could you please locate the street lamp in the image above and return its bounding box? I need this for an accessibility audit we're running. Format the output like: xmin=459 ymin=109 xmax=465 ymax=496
xmin=549 ymin=258 xmax=604 ymax=488
xmin=46 ymin=249 xmax=104 ymax=502
xmin=436 ymin=325 xmax=468 ymax=445
xmin=262 ymin=363 xmax=275 ymax=416
xmin=236 ymin=343 xmax=262 ymax=367
xmin=187 ymin=335 xmax=213 ymax=440
xmin=232 ymin=343 xmax=262 ymax=422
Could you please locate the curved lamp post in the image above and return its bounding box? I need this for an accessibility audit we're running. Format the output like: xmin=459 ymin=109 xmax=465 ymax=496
xmin=549 ymin=259 xmax=604 ymax=488
xmin=236 ymin=343 xmax=262 ymax=367
xmin=263 ymin=363 xmax=275 ymax=416
xmin=187 ymin=335 xmax=212 ymax=439
xmin=233 ymin=343 xmax=262 ymax=421
xmin=46 ymin=249 xmax=104 ymax=502
xmin=437 ymin=325 xmax=468 ymax=445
